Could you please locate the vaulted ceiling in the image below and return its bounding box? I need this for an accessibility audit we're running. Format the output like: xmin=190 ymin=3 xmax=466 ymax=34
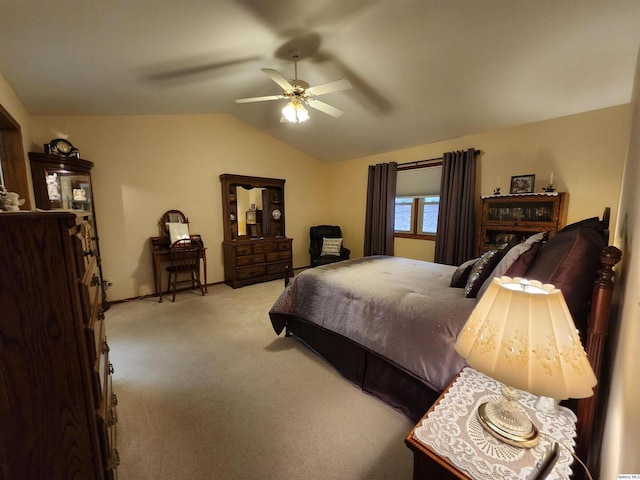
xmin=1 ymin=0 xmax=639 ymax=162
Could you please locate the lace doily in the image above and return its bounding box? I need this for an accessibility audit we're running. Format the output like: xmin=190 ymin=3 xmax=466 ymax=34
xmin=413 ymin=367 xmax=577 ymax=479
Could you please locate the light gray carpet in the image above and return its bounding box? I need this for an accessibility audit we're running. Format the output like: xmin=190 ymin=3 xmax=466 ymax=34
xmin=107 ymin=279 xmax=414 ymax=479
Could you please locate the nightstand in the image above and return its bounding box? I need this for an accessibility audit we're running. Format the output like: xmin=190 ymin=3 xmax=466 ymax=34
xmin=405 ymin=367 xmax=577 ymax=480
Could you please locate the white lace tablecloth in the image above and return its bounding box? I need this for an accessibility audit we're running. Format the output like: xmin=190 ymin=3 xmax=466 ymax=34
xmin=413 ymin=367 xmax=577 ymax=479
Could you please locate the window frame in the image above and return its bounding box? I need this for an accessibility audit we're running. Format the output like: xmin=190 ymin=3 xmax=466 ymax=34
xmin=394 ymin=162 xmax=441 ymax=241
xmin=394 ymin=196 xmax=438 ymax=241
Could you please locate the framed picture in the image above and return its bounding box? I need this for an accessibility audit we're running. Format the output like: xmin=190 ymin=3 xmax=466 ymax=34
xmin=510 ymin=174 xmax=535 ymax=194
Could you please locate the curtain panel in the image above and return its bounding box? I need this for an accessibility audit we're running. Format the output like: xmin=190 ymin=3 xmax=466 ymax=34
xmin=434 ymin=149 xmax=479 ymax=266
xmin=364 ymin=162 xmax=397 ymax=256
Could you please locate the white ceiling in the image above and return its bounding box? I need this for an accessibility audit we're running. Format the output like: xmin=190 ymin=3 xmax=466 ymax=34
xmin=1 ymin=0 xmax=639 ymax=162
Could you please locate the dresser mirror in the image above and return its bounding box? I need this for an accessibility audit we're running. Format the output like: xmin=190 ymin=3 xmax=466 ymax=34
xmin=220 ymin=174 xmax=286 ymax=241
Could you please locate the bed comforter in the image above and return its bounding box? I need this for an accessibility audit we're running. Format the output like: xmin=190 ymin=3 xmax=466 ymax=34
xmin=269 ymin=256 xmax=477 ymax=392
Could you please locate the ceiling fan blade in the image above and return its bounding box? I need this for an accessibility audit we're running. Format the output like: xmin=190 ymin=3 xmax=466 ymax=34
xmin=261 ymin=68 xmax=294 ymax=91
xmin=305 ymin=99 xmax=344 ymax=118
xmin=235 ymin=95 xmax=286 ymax=104
xmin=306 ymin=78 xmax=352 ymax=97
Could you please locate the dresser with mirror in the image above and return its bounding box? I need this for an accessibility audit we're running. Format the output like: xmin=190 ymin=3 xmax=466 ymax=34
xmin=220 ymin=174 xmax=293 ymax=288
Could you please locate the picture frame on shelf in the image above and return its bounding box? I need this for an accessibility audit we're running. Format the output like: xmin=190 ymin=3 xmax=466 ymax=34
xmin=510 ymin=174 xmax=535 ymax=194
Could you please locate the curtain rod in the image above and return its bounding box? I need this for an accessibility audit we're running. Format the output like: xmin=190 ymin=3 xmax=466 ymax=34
xmin=397 ymin=156 xmax=443 ymax=167
xmin=397 ymin=149 xmax=482 ymax=168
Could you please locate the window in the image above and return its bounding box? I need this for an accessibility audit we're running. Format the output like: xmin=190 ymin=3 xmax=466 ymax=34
xmin=394 ymin=163 xmax=441 ymax=239
xmin=419 ymin=196 xmax=439 ymax=234
xmin=394 ymin=196 xmax=440 ymax=237
xmin=394 ymin=197 xmax=413 ymax=233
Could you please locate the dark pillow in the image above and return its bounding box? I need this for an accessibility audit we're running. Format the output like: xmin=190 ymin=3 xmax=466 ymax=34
xmin=559 ymin=217 xmax=603 ymax=233
xmin=504 ymin=242 xmax=541 ymax=277
xmin=450 ymin=257 xmax=478 ymax=288
xmin=464 ymin=249 xmax=502 ymax=298
xmin=475 ymin=233 xmax=547 ymax=299
xmin=524 ymin=224 xmax=606 ymax=322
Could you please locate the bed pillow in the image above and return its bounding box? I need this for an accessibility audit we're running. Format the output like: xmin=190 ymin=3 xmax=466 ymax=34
xmin=524 ymin=220 xmax=606 ymax=321
xmin=321 ymin=237 xmax=343 ymax=256
xmin=475 ymin=233 xmax=547 ymax=298
xmin=504 ymin=243 xmax=541 ymax=277
xmin=450 ymin=257 xmax=478 ymax=288
xmin=494 ymin=232 xmax=546 ymax=277
xmin=464 ymin=249 xmax=502 ymax=298
xmin=485 ymin=232 xmax=547 ymax=279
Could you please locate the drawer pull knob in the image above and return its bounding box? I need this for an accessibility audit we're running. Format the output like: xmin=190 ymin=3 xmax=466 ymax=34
xmin=98 ymin=308 xmax=105 ymax=320
xmin=109 ymin=362 xmax=115 ymax=374
xmin=102 ymin=342 xmax=110 ymax=354
xmin=112 ymin=393 xmax=118 ymax=406
xmin=108 ymin=406 xmax=118 ymax=426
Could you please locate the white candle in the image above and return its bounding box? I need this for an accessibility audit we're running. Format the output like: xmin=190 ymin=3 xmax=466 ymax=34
xmin=497 ymin=176 xmax=501 ymax=186
xmin=550 ymin=172 xmax=554 ymax=185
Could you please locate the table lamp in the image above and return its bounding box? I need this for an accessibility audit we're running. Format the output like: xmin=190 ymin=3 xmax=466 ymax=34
xmin=454 ymin=276 xmax=597 ymax=448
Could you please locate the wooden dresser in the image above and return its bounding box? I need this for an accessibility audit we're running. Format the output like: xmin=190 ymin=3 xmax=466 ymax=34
xmin=223 ymin=237 xmax=293 ymax=288
xmin=220 ymin=174 xmax=293 ymax=288
xmin=0 ymin=211 xmax=118 ymax=480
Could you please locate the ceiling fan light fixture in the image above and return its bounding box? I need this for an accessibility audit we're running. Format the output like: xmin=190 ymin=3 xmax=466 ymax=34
xmin=282 ymin=99 xmax=309 ymax=123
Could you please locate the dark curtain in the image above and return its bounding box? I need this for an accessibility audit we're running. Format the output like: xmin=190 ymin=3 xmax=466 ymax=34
xmin=434 ymin=149 xmax=479 ymax=265
xmin=364 ymin=162 xmax=397 ymax=256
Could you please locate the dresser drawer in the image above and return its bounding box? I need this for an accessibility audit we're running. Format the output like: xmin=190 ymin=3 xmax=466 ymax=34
xmin=80 ymin=256 xmax=101 ymax=322
xmin=235 ymin=245 xmax=253 ymax=256
xmin=93 ymin=339 xmax=110 ymax=410
xmin=277 ymin=241 xmax=291 ymax=252
xmin=236 ymin=253 xmax=265 ymax=266
xmin=97 ymin=375 xmax=119 ymax=479
xmin=253 ymin=242 xmax=275 ymax=254
xmin=103 ymin=351 xmax=119 ymax=477
xmin=237 ymin=265 xmax=266 ymax=280
xmin=86 ymin=311 xmax=105 ymax=376
xmin=75 ymin=217 xmax=97 ymax=272
xmin=266 ymin=262 xmax=290 ymax=275
xmin=266 ymin=251 xmax=291 ymax=262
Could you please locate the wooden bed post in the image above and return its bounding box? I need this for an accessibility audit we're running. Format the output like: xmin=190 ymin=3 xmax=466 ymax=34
xmin=576 ymin=245 xmax=622 ymax=477
xmin=284 ymin=264 xmax=291 ymax=287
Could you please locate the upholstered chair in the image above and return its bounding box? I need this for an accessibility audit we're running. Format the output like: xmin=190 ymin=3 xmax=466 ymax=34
xmin=309 ymin=225 xmax=351 ymax=267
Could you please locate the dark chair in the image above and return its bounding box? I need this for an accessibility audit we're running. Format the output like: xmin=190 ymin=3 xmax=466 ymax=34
xmin=309 ymin=225 xmax=351 ymax=267
xmin=166 ymin=239 xmax=205 ymax=302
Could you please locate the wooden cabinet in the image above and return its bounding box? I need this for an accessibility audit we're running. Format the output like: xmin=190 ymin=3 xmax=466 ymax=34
xmin=220 ymin=174 xmax=292 ymax=288
xmin=477 ymin=192 xmax=567 ymax=256
xmin=0 ymin=211 xmax=118 ymax=480
xmin=223 ymin=237 xmax=293 ymax=288
xmin=28 ymin=151 xmax=109 ymax=310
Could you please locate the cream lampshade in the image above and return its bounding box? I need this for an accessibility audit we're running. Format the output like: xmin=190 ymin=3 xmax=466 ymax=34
xmin=454 ymin=276 xmax=597 ymax=447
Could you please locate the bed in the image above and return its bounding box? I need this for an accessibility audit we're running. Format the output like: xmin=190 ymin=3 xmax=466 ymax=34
xmin=269 ymin=211 xmax=621 ymax=476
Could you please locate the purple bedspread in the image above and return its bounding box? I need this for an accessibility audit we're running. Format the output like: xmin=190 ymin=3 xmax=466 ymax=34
xmin=269 ymin=256 xmax=477 ymax=392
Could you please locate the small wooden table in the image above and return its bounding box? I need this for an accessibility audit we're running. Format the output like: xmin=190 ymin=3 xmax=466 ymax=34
xmin=405 ymin=367 xmax=577 ymax=480
xmin=150 ymin=235 xmax=208 ymax=302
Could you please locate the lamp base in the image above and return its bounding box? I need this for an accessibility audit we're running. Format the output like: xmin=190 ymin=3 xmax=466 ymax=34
xmin=476 ymin=386 xmax=540 ymax=448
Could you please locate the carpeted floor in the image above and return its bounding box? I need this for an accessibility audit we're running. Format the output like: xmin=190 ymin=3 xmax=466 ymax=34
xmin=106 ymin=279 xmax=414 ymax=479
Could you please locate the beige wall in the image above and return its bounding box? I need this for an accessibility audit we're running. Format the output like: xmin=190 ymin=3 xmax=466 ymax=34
xmin=602 ymin=48 xmax=640 ymax=477
xmin=27 ymin=114 xmax=330 ymax=301
xmin=326 ymin=105 xmax=630 ymax=262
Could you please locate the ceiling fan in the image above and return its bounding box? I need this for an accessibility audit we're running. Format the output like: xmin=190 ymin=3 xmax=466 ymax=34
xmin=235 ymin=55 xmax=352 ymax=123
